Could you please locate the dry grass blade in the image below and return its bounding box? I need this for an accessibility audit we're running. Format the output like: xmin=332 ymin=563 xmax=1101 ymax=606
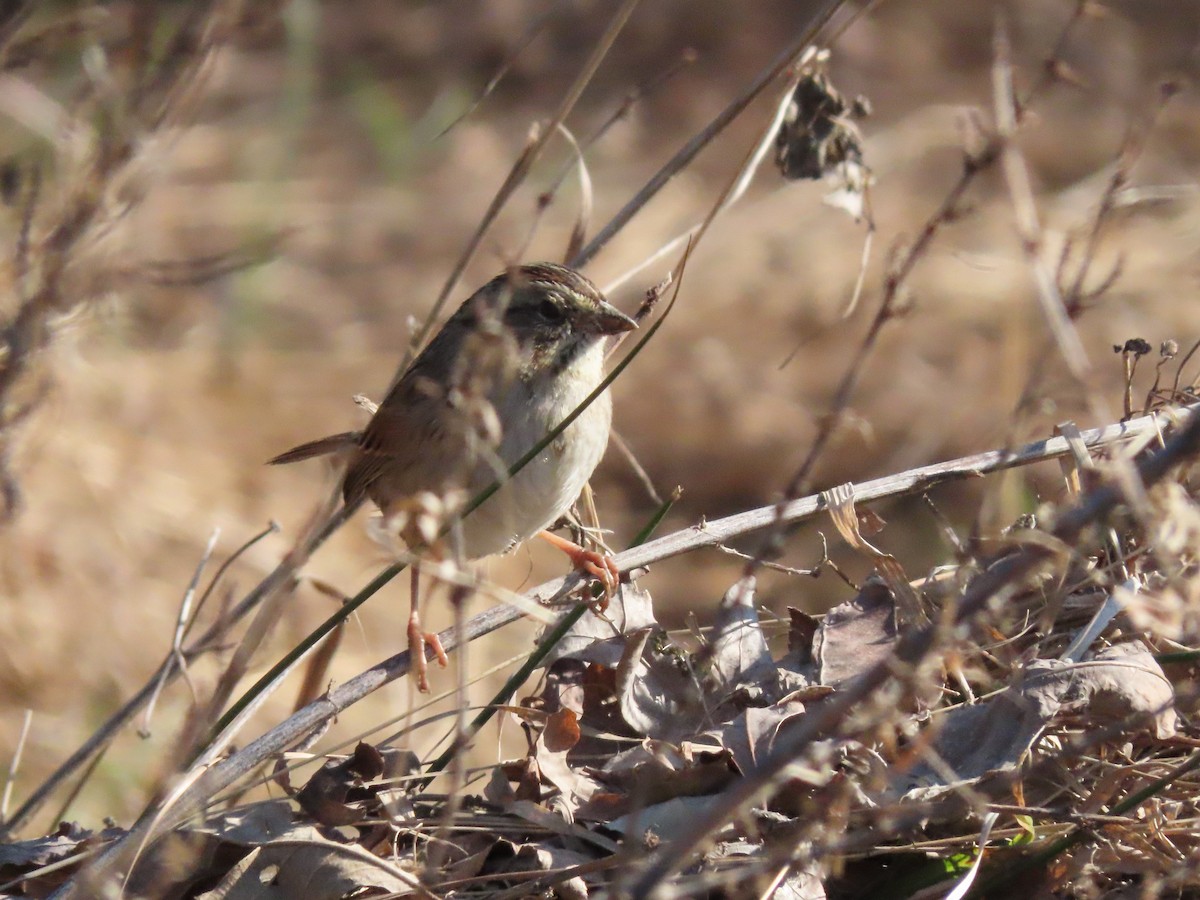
xmin=0 ymin=499 xmax=356 ymax=837
xmin=992 ymin=20 xmax=1092 ymax=388
xmin=398 ymin=0 xmax=642 ymax=378
xmin=572 ymin=0 xmax=849 ymax=269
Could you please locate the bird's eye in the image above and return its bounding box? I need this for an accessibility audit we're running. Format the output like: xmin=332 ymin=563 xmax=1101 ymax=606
xmin=537 ymin=299 xmax=563 ymax=321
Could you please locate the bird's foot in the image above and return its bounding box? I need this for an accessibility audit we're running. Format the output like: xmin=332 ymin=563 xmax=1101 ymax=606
xmin=539 ymin=530 xmax=620 ymax=610
xmin=408 ymin=619 xmax=449 ymax=693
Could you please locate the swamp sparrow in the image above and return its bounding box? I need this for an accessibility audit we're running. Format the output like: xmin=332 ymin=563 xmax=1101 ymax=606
xmin=271 ymin=263 xmax=635 ymax=689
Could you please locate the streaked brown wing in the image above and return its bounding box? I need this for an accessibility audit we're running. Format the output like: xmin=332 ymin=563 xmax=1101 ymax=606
xmin=342 ymin=335 xmax=461 ymax=509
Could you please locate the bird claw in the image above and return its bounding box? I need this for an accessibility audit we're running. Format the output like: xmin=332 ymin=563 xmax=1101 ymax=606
xmin=408 ymin=620 xmax=448 ymax=693
xmin=540 ymin=530 xmax=620 ymax=610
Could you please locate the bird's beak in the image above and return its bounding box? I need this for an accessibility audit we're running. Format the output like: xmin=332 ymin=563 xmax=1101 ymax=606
xmin=590 ymin=301 xmax=638 ymax=336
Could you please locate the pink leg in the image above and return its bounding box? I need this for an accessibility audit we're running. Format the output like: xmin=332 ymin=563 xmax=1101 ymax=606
xmin=538 ymin=530 xmax=620 ymax=605
xmin=409 ymin=564 xmax=448 ymax=693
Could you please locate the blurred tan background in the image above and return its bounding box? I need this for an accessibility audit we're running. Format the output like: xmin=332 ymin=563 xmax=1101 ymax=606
xmin=2 ymin=0 xmax=1199 ymax=828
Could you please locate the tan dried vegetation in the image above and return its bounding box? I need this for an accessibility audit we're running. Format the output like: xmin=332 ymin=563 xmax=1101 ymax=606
xmin=2 ymin=1 xmax=1200 ymax=897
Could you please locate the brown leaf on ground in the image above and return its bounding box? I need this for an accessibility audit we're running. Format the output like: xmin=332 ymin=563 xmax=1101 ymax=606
xmin=704 ymin=699 xmax=809 ymax=775
xmin=533 ymin=709 xmax=603 ymax=816
xmin=1026 ymin=642 xmax=1177 ymax=739
xmin=295 ymin=742 xmax=386 ymax=827
xmin=0 ymin=821 xmax=125 ymax=896
xmin=540 ymin=582 xmax=658 ymax=669
xmin=708 ymin=576 xmax=780 ymax=697
xmin=195 ymin=830 xmax=417 ymax=900
xmin=614 ymin=627 xmax=701 ymax=740
xmin=813 ymin=579 xmax=897 ymax=688
xmin=899 ymin=641 xmax=1177 ymax=797
xmin=576 ymin=742 xmax=737 ymax=820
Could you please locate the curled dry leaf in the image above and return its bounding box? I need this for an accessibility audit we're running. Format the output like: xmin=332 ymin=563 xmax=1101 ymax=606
xmin=614 ymin=630 xmax=702 ymax=740
xmin=540 ymin=581 xmax=658 ymax=669
xmin=823 ymin=483 xmax=925 ymax=626
xmin=774 ymin=60 xmax=873 ymax=222
xmin=704 ymin=699 xmax=809 ymax=776
xmin=608 ymin=794 xmax=733 ymax=844
xmin=0 ymin=821 xmax=125 ymax=894
xmin=578 ymin=743 xmax=737 ymax=820
xmin=191 ymin=800 xmax=298 ymax=846
xmin=295 ymin=741 xmax=415 ymax=828
xmin=1027 ymin=642 xmax=1177 ymax=739
xmin=534 ymin=709 xmax=603 ymax=817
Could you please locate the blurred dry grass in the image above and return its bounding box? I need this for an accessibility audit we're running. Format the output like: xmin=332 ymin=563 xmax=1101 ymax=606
xmin=2 ymin=0 xmax=1200 ymax=830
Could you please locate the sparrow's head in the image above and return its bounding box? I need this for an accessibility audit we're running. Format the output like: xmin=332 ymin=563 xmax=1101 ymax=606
xmin=458 ymin=263 xmax=636 ymax=377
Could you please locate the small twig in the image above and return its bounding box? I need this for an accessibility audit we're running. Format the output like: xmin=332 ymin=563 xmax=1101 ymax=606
xmin=542 ymin=46 xmax=698 ymax=202
xmin=556 ymin=123 xmax=593 ymax=265
xmin=1171 ymin=337 xmax=1200 ymax=400
xmin=398 ymin=0 xmax=642 ymax=379
xmin=599 ymin=51 xmax=817 ymax=297
xmin=573 ymin=0 xmax=848 ymax=269
xmin=140 ymin=528 xmax=221 ymax=738
xmin=185 ymin=520 xmax=280 ymax=642
xmin=46 ymin=746 xmax=108 ymax=830
xmin=424 ymin=579 xmax=475 ymax=876
xmin=714 ymin=533 xmax=827 ymax=577
xmin=609 ymin=428 xmax=663 ymax=505
xmin=992 ymin=21 xmax=1091 ymax=386
xmin=432 ymin=2 xmax=560 ymax=139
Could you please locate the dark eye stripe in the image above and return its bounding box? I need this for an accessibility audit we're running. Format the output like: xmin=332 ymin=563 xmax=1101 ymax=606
xmin=504 ymin=298 xmax=566 ymax=327
xmin=537 ymin=299 xmax=564 ymax=320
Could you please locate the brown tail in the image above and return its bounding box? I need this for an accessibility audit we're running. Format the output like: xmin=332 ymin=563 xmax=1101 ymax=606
xmin=267 ymin=431 xmax=361 ymax=465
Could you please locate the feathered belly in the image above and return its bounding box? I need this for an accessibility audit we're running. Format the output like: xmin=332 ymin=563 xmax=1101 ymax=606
xmin=459 ymin=353 xmax=612 ymax=559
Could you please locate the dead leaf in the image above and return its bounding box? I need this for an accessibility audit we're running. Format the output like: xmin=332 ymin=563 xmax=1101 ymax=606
xmin=584 ymin=743 xmax=736 ymax=815
xmin=1027 ymin=642 xmax=1177 ymax=739
xmin=897 ymin=687 xmax=1051 ymax=796
xmin=196 ymin=833 xmax=417 ymax=899
xmin=609 ymin=795 xmax=733 ymax=843
xmin=899 ymin=641 xmax=1177 ymax=797
xmin=540 ymin=582 xmax=658 ymax=669
xmin=787 ymin=607 xmax=819 ymax=665
xmin=0 ymin=821 xmax=125 ymax=896
xmin=706 ymin=700 xmax=809 ymax=775
xmin=192 ymin=801 xmax=297 ymax=845
xmin=709 ymin=576 xmax=779 ymax=696
xmin=824 ymin=483 xmax=925 ymax=626
xmin=544 ymin=708 xmax=581 ymax=753
xmin=814 ymin=580 xmax=897 ymax=687
xmin=296 ymin=742 xmax=385 ymax=827
xmin=533 ymin=709 xmax=603 ymax=816
xmin=0 ymin=821 xmax=124 ymax=870
xmin=615 ymin=630 xmax=700 ymax=740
